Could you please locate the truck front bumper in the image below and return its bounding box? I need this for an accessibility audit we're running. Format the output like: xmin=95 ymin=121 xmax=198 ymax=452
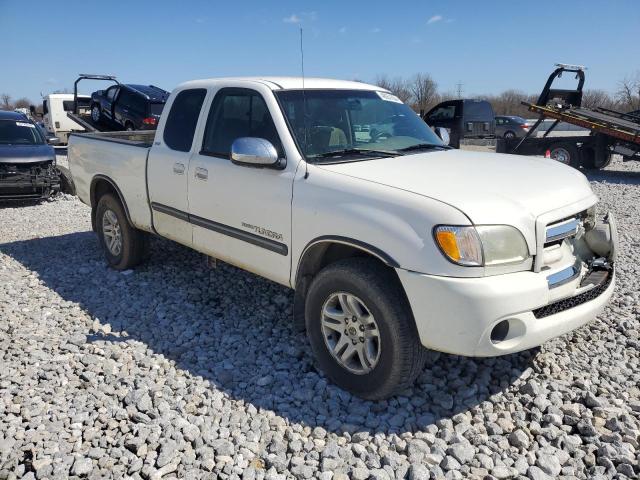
xmin=397 ymin=265 xmax=615 ymax=357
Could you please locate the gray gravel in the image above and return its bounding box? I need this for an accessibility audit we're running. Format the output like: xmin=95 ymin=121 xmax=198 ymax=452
xmin=1 ymin=157 xmax=639 ymax=480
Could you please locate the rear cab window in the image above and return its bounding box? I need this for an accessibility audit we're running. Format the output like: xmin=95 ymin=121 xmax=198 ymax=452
xmin=163 ymin=89 xmax=207 ymax=152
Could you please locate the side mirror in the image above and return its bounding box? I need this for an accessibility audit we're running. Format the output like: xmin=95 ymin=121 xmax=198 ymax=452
xmin=434 ymin=127 xmax=450 ymax=146
xmin=47 ymin=136 xmax=61 ymax=145
xmin=230 ymin=137 xmax=285 ymax=169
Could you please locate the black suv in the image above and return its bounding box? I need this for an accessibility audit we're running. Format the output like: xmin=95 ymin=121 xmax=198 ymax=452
xmin=424 ymin=99 xmax=495 ymax=148
xmin=91 ymin=84 xmax=169 ymax=131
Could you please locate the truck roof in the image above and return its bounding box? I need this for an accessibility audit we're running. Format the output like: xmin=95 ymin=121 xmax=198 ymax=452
xmin=45 ymin=93 xmax=91 ymax=99
xmin=177 ymin=77 xmax=384 ymax=92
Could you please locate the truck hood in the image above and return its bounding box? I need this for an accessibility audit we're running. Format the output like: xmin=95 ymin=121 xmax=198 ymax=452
xmin=0 ymin=144 xmax=56 ymax=164
xmin=317 ymin=150 xmax=597 ymax=250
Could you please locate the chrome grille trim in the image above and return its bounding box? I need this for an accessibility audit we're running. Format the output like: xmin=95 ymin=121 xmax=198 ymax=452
xmin=546 ymin=260 xmax=581 ymax=288
xmin=545 ymin=218 xmax=580 ymax=243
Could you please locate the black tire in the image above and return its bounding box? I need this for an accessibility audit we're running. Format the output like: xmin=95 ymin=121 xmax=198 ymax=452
xmin=95 ymin=194 xmax=147 ymax=270
xmin=91 ymin=104 xmax=102 ymax=124
xmin=548 ymin=142 xmax=579 ymax=168
xmin=305 ymin=258 xmax=426 ymax=399
xmin=504 ymin=131 xmax=516 ymax=139
xmin=56 ymin=165 xmax=75 ymax=195
xmin=125 ymin=122 xmax=135 ymax=131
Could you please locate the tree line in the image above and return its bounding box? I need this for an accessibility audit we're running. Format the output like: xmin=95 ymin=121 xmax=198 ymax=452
xmin=2 ymin=72 xmax=639 ymax=119
xmin=374 ymin=72 xmax=640 ymax=117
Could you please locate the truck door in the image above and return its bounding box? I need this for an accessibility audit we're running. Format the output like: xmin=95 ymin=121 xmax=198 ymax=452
xmin=187 ymin=86 xmax=294 ymax=286
xmin=147 ymin=88 xmax=208 ymax=247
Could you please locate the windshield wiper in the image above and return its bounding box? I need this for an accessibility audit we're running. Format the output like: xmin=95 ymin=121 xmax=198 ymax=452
xmin=312 ymin=148 xmax=400 ymax=160
xmin=397 ymin=143 xmax=452 ymax=152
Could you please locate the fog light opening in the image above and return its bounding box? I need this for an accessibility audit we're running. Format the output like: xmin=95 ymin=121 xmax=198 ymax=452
xmin=491 ymin=320 xmax=510 ymax=344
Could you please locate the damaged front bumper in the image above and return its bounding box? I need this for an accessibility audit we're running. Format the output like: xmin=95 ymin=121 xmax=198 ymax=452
xmin=0 ymin=161 xmax=60 ymax=200
xmin=397 ymin=212 xmax=617 ymax=357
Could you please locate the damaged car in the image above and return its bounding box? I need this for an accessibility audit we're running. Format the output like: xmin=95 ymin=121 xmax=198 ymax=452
xmin=0 ymin=110 xmax=60 ymax=200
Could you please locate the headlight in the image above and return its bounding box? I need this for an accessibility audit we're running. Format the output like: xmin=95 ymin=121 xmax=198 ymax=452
xmin=434 ymin=225 xmax=528 ymax=267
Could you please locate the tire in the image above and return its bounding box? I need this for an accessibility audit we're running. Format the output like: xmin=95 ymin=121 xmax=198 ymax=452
xmin=125 ymin=122 xmax=135 ymax=131
xmin=504 ymin=131 xmax=516 ymax=139
xmin=56 ymin=165 xmax=75 ymax=195
xmin=91 ymin=104 xmax=102 ymax=124
xmin=548 ymin=142 xmax=579 ymax=168
xmin=95 ymin=193 xmax=148 ymax=270
xmin=305 ymin=258 xmax=426 ymax=399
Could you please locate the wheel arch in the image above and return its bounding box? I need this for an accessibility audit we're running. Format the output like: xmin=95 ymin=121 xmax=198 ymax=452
xmin=90 ymin=175 xmax=133 ymax=231
xmin=292 ymin=236 xmax=401 ymax=331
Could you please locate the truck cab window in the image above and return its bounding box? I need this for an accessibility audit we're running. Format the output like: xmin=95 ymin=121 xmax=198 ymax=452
xmin=202 ymin=88 xmax=283 ymax=158
xmin=163 ymin=88 xmax=207 ymax=152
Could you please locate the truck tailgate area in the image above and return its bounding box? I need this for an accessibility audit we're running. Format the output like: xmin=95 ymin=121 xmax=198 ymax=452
xmin=67 ymin=131 xmax=155 ymax=232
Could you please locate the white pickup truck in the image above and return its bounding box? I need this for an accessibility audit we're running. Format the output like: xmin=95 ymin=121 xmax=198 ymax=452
xmin=68 ymin=77 xmax=617 ymax=399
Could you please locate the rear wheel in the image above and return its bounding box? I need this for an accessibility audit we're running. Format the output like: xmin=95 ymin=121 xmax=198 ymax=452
xmin=548 ymin=142 xmax=579 ymax=168
xmin=305 ymin=258 xmax=426 ymax=399
xmin=125 ymin=122 xmax=135 ymax=131
xmin=504 ymin=131 xmax=516 ymax=139
xmin=96 ymin=194 xmax=148 ymax=270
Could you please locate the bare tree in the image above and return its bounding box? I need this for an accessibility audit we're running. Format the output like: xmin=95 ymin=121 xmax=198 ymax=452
xmin=373 ymin=75 xmax=412 ymax=103
xmin=581 ymin=89 xmax=615 ymax=109
xmin=616 ymin=73 xmax=640 ymax=111
xmin=409 ymin=73 xmax=438 ymax=115
xmin=14 ymin=97 xmax=32 ymax=109
xmin=1 ymin=93 xmax=12 ymax=110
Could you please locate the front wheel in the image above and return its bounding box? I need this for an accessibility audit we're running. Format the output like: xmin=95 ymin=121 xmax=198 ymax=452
xmin=305 ymin=258 xmax=426 ymax=399
xmin=96 ymin=194 xmax=148 ymax=270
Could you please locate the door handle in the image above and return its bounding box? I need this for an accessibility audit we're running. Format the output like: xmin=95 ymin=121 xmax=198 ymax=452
xmin=173 ymin=163 xmax=185 ymax=175
xmin=195 ymin=167 xmax=208 ymax=180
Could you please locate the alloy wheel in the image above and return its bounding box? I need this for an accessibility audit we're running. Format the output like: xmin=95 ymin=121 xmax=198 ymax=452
xmin=320 ymin=292 xmax=381 ymax=374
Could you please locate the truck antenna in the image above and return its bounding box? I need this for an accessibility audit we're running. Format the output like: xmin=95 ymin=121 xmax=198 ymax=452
xmin=300 ymin=26 xmax=309 ymax=179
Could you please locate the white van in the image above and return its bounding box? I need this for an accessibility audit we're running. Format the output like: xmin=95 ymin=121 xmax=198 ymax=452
xmin=42 ymin=93 xmax=91 ymax=143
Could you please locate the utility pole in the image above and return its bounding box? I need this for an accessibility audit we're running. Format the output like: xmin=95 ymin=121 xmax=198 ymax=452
xmin=456 ymin=82 xmax=463 ymax=99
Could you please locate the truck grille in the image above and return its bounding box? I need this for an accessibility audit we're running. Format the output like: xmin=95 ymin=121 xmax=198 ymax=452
xmin=533 ymin=270 xmax=612 ymax=318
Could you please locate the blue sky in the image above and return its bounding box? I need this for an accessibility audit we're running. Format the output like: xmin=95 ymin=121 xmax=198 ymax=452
xmin=1 ymin=0 xmax=638 ymax=102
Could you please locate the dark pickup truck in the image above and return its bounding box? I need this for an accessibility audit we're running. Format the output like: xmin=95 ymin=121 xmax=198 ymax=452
xmin=90 ymin=83 xmax=169 ymax=131
xmin=0 ymin=111 xmax=60 ymax=200
xmin=424 ymin=99 xmax=496 ymax=148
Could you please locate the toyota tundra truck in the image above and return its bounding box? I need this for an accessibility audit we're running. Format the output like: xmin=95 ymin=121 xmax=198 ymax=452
xmin=67 ymin=77 xmax=617 ymax=399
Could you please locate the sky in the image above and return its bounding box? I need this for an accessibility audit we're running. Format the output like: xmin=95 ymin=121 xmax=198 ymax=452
xmin=1 ymin=0 xmax=638 ymax=102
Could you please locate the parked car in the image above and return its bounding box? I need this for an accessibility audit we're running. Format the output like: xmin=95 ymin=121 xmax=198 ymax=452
xmin=495 ymin=115 xmax=531 ymax=139
xmin=424 ymin=99 xmax=495 ymax=148
xmin=0 ymin=110 xmax=60 ymax=200
xmin=68 ymin=77 xmax=616 ymax=399
xmin=42 ymin=93 xmax=92 ymax=143
xmin=90 ymin=84 xmax=169 ymax=131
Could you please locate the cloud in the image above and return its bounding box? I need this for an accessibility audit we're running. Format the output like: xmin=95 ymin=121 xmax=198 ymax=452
xmin=371 ymin=27 xmax=381 ymax=33
xmin=283 ymin=11 xmax=317 ymax=24
xmin=427 ymin=15 xmax=443 ymax=24
xmin=195 ymin=17 xmax=207 ymax=24
xmin=45 ymin=78 xmax=57 ymax=85
xmin=339 ymin=26 xmax=347 ymax=34
xmin=283 ymin=14 xmax=301 ymax=24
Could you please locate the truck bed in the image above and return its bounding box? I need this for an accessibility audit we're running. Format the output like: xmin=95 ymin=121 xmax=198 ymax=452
xmin=67 ymin=131 xmax=155 ymax=232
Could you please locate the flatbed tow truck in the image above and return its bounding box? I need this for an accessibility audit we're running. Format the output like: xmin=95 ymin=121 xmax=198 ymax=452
xmin=66 ymin=74 xmax=120 ymax=133
xmin=497 ymin=64 xmax=640 ymax=169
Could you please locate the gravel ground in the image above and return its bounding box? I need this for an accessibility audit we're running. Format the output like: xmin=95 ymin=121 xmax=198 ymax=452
xmin=1 ymin=158 xmax=639 ymax=480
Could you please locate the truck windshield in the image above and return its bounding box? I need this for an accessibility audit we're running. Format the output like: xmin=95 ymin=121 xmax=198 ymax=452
xmin=0 ymin=120 xmax=45 ymax=145
xmin=275 ymin=89 xmax=444 ymax=161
